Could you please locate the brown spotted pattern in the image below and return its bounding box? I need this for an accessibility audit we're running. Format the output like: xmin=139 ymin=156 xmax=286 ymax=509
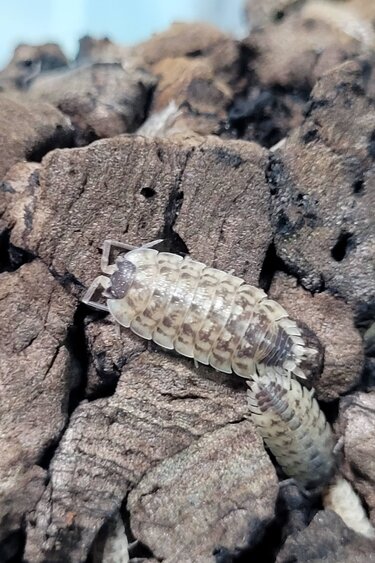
xmin=247 ymin=374 xmax=335 ymax=489
xmin=106 ymin=248 xmax=311 ymax=379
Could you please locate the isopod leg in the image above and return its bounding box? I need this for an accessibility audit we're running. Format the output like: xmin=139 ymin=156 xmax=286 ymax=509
xmin=141 ymin=239 xmax=164 ymax=249
xmin=128 ymin=540 xmax=139 ymax=556
xmin=82 ymin=275 xmax=111 ymax=312
xmin=333 ymin=436 xmax=344 ymax=456
xmin=101 ymin=240 xmax=137 ymax=274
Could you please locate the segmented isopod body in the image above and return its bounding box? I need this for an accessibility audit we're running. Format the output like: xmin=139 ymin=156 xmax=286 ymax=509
xmin=83 ymin=242 xmax=314 ymax=380
xmin=247 ymin=373 xmax=335 ymax=489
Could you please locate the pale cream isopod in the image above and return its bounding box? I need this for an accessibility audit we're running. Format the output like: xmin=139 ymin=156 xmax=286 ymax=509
xmin=82 ymin=240 xmax=316 ymax=380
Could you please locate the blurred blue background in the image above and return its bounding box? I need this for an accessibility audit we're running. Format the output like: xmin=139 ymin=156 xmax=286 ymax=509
xmin=0 ymin=0 xmax=247 ymax=67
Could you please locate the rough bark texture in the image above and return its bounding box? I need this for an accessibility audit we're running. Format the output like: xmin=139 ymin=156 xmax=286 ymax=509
xmin=0 ymin=261 xmax=76 ymax=560
xmin=84 ymin=318 xmax=146 ymax=398
xmin=277 ymin=509 xmax=375 ymax=563
xmin=246 ymin=0 xmax=375 ymax=33
xmin=0 ymin=94 xmax=73 ymax=180
xmin=76 ymin=36 xmax=133 ymax=66
xmin=268 ymin=59 xmax=375 ymax=305
xmin=1 ymin=5 xmax=375 ymax=562
xmin=151 ymin=57 xmax=231 ymax=114
xmin=0 ymin=43 xmax=68 ymax=91
xmin=235 ymin=1 xmax=374 ymax=148
xmin=27 ymin=64 xmax=156 ymax=146
xmin=0 ymin=162 xmax=41 ymax=242
xmin=24 ymin=352 xmax=273 ymax=562
xmin=339 ymin=392 xmax=375 ymax=526
xmin=4 ymin=135 xmax=271 ymax=288
xmin=138 ymin=57 xmax=231 ymax=137
xmin=0 ymin=133 xmax=275 ymax=562
xmin=128 ymin=422 xmax=277 ymax=562
xmin=245 ymin=14 xmax=362 ymax=93
xmin=135 ymin=22 xmax=240 ymax=84
xmin=245 ymin=0 xmax=302 ymax=27
xmin=270 ymin=273 xmax=364 ymax=400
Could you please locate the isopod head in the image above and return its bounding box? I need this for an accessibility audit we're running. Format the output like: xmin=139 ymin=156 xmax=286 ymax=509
xmin=104 ymin=256 xmax=136 ymax=299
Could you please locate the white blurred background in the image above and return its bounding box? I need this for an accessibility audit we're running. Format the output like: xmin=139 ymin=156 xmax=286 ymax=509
xmin=0 ymin=0 xmax=247 ymax=66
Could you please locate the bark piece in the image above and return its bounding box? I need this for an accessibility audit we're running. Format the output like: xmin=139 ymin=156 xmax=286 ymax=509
xmin=5 ymin=135 xmax=271 ymax=289
xmin=27 ymin=63 xmax=156 ymax=145
xmin=0 ymin=94 xmax=73 ymax=180
xmin=24 ymin=351 xmax=252 ymax=562
xmin=172 ymin=140 xmax=270 ymax=285
xmin=0 ymin=162 xmax=43 ymax=273
xmin=245 ymin=0 xmax=303 ymax=27
xmin=4 ymin=42 xmax=68 ymax=72
xmin=355 ymin=302 xmax=375 ymax=387
xmin=246 ymin=0 xmax=375 ymax=37
xmin=76 ymin=36 xmax=132 ymax=66
xmin=269 ymin=273 xmax=363 ymax=400
xmin=84 ymin=318 xmax=146 ymax=397
xmin=139 ymin=57 xmax=231 ymax=137
xmin=0 ymin=261 xmax=76 ymax=555
xmin=0 ymin=42 xmax=68 ymax=91
xmin=135 ymin=22 xmax=240 ymax=84
xmin=277 ymin=509 xmax=375 ymax=562
xmin=151 ymin=56 xmax=230 ymax=112
xmin=269 ymin=59 xmax=375 ymax=305
xmin=339 ymin=392 xmax=375 ymax=526
xmin=238 ymin=5 xmax=368 ymax=147
xmin=128 ymin=421 xmax=277 ymax=563
xmin=0 ymin=161 xmax=40 ymax=222
xmin=228 ymin=86 xmax=305 ymax=149
xmin=300 ymin=1 xmax=375 ymax=52
xmin=245 ymin=12 xmax=362 ymax=93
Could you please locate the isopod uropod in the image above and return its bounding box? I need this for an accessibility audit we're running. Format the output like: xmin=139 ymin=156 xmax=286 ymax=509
xmin=82 ymin=240 xmax=315 ymax=380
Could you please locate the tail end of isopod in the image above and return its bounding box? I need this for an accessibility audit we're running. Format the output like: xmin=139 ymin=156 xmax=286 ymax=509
xmin=291 ymin=365 xmax=307 ymax=380
xmin=304 ymin=346 xmax=318 ymax=358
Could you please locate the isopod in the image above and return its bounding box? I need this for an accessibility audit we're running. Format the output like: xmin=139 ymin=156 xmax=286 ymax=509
xmin=82 ymin=240 xmax=315 ymax=380
xmin=323 ymin=476 xmax=375 ymax=539
xmin=247 ymin=373 xmax=335 ymax=489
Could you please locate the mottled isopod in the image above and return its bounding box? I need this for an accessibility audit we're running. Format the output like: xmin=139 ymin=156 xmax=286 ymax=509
xmin=247 ymin=373 xmax=335 ymax=489
xmin=82 ymin=240 xmax=315 ymax=380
